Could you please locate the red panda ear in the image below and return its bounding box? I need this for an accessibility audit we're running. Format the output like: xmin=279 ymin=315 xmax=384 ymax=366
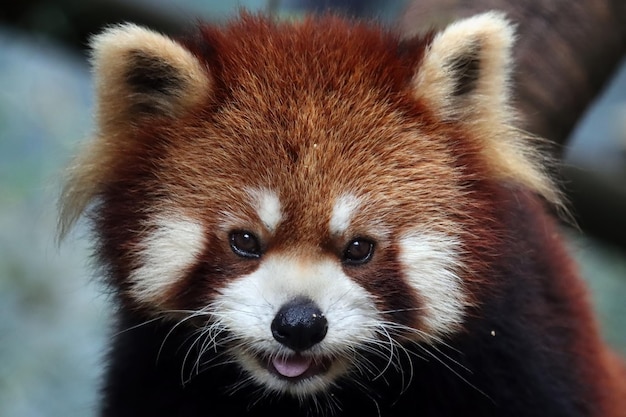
xmin=58 ymin=24 xmax=212 ymax=239
xmin=411 ymin=13 xmax=563 ymax=210
xmin=90 ymin=23 xmax=211 ymax=130
xmin=412 ymin=12 xmax=514 ymax=123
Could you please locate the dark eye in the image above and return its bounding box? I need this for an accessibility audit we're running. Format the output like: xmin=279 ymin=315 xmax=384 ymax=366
xmin=343 ymin=238 xmax=375 ymax=265
xmin=230 ymin=231 xmax=262 ymax=259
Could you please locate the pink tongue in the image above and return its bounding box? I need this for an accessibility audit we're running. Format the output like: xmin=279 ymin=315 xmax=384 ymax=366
xmin=272 ymin=356 xmax=312 ymax=378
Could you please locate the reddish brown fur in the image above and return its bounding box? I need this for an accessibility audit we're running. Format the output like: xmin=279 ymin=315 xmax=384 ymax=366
xmin=96 ymin=15 xmax=501 ymax=318
xmin=65 ymin=13 xmax=626 ymax=417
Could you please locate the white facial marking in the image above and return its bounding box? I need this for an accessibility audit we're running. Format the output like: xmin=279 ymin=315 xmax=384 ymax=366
xmin=329 ymin=194 xmax=361 ymax=236
xmin=399 ymin=231 xmax=467 ymax=338
xmin=248 ymin=188 xmax=282 ymax=233
xmin=129 ymin=215 xmax=205 ymax=304
xmin=213 ymin=254 xmax=379 ymax=397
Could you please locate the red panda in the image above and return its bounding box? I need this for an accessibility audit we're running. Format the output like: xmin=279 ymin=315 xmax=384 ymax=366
xmin=59 ymin=12 xmax=626 ymax=417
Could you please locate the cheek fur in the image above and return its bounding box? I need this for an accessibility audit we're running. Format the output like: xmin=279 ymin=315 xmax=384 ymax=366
xmin=398 ymin=231 xmax=468 ymax=338
xmin=128 ymin=214 xmax=207 ymax=306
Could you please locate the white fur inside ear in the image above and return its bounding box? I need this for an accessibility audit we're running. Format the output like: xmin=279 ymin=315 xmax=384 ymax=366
xmin=399 ymin=231 xmax=467 ymax=338
xmin=412 ymin=11 xmax=514 ymax=120
xmin=91 ymin=23 xmax=189 ymax=66
xmin=129 ymin=215 xmax=206 ymax=304
xmin=91 ymin=23 xmax=211 ymax=124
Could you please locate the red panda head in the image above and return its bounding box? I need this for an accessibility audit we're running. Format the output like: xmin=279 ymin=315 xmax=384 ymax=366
xmin=60 ymin=13 xmax=560 ymax=399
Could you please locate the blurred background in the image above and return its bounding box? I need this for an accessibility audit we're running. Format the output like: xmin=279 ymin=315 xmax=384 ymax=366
xmin=0 ymin=1 xmax=624 ymax=416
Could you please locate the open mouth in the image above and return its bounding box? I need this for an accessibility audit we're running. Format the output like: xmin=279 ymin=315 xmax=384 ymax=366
xmin=264 ymin=353 xmax=333 ymax=381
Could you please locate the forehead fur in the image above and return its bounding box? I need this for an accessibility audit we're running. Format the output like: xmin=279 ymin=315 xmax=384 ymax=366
xmin=59 ymin=13 xmax=561 ymax=240
xmin=167 ymin=17 xmax=482 ymax=237
xmin=182 ymin=14 xmax=429 ymax=104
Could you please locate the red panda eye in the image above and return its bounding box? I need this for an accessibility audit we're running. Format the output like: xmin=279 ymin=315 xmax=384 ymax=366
xmin=343 ymin=238 xmax=375 ymax=265
xmin=229 ymin=231 xmax=262 ymax=259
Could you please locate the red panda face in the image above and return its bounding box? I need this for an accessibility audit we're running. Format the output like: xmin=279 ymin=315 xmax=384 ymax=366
xmin=103 ymin=95 xmax=472 ymax=397
xmin=60 ymin=13 xmax=560 ymax=399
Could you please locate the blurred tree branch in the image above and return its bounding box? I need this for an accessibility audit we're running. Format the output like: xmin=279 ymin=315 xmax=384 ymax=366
xmin=402 ymin=0 xmax=626 ymax=249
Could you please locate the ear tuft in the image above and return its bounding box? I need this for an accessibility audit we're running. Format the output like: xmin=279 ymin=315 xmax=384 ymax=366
xmin=412 ymin=11 xmax=514 ymax=121
xmin=91 ymin=23 xmax=211 ymax=128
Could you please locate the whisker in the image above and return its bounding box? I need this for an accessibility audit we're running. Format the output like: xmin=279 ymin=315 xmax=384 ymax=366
xmin=347 ymin=376 xmax=382 ymax=417
xmin=352 ymin=319 xmax=491 ymax=402
xmin=378 ymin=307 xmax=429 ymax=315
xmin=370 ymin=325 xmax=397 ymax=380
xmin=157 ymin=310 xmax=212 ymax=363
xmin=414 ymin=343 xmax=493 ymax=402
xmin=114 ymin=315 xmax=166 ymax=336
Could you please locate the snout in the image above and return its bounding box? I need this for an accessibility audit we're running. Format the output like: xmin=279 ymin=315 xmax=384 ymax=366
xmin=271 ymin=297 xmax=328 ymax=352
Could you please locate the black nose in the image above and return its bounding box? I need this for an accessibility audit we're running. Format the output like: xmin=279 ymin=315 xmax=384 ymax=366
xmin=271 ymin=297 xmax=328 ymax=352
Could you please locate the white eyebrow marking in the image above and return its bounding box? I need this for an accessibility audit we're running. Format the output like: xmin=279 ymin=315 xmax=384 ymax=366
xmin=249 ymin=188 xmax=282 ymax=233
xmin=129 ymin=214 xmax=206 ymax=304
xmin=329 ymin=194 xmax=361 ymax=236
